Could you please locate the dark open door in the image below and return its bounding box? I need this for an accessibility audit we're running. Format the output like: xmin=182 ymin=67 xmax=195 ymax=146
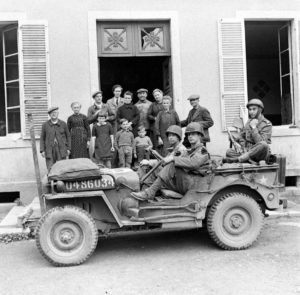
xmin=162 ymin=57 xmax=173 ymax=97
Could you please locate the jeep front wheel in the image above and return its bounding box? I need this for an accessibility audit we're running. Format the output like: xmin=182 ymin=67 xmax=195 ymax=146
xmin=207 ymin=192 xmax=264 ymax=250
xmin=35 ymin=206 xmax=98 ymax=266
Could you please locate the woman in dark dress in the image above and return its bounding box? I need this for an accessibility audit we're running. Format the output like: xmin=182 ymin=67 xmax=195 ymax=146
xmin=67 ymin=102 xmax=91 ymax=159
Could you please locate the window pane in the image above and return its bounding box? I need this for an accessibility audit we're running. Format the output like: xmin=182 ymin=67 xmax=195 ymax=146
xmin=281 ymin=75 xmax=292 ymax=125
xmin=6 ymin=82 xmax=20 ymax=107
xmin=4 ymin=28 xmax=18 ymax=56
xmin=141 ymin=27 xmax=165 ymax=51
xmin=7 ymin=108 xmax=21 ymax=133
xmin=279 ymin=26 xmax=288 ymax=51
xmin=280 ymin=51 xmax=290 ymax=76
xmin=5 ymin=54 xmax=19 ymax=81
xmin=103 ymin=28 xmax=129 ymax=53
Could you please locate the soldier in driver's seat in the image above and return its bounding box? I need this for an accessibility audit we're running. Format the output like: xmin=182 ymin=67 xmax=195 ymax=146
xmin=131 ymin=122 xmax=210 ymax=201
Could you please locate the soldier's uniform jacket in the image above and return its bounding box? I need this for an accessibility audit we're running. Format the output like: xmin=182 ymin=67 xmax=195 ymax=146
xmin=239 ymin=114 xmax=272 ymax=150
xmin=174 ymin=142 xmax=210 ymax=174
xmin=147 ymin=142 xmax=187 ymax=168
xmin=171 ymin=142 xmax=187 ymax=157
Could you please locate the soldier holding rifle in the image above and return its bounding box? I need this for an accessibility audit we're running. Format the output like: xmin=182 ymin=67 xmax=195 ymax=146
xmin=224 ymin=98 xmax=272 ymax=164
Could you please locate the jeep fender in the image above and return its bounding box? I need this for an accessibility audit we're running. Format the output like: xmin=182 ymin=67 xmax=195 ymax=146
xmin=199 ymin=180 xmax=279 ymax=211
xmin=43 ymin=190 xmax=123 ymax=227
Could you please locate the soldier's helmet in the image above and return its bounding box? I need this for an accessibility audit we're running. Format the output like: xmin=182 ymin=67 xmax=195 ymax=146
xmin=166 ymin=125 xmax=182 ymax=140
xmin=185 ymin=122 xmax=204 ymax=137
xmin=246 ymin=98 xmax=264 ymax=111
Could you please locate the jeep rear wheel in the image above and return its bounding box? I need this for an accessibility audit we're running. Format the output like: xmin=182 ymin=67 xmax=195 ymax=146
xmin=207 ymin=192 xmax=264 ymax=250
xmin=36 ymin=206 xmax=98 ymax=266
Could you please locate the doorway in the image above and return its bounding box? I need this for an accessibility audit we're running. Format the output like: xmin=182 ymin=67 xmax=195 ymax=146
xmin=100 ymin=56 xmax=170 ymax=103
xmin=97 ymin=21 xmax=172 ymax=103
xmin=245 ymin=21 xmax=294 ymax=126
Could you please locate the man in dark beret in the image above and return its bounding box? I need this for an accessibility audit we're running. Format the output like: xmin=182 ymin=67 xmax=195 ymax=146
xmin=181 ymin=94 xmax=214 ymax=147
xmin=40 ymin=106 xmax=71 ymax=171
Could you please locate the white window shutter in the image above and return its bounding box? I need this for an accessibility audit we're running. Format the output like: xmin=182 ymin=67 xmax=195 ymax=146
xmin=19 ymin=21 xmax=50 ymax=138
xmin=297 ymin=20 xmax=300 ymax=126
xmin=218 ymin=19 xmax=248 ymax=130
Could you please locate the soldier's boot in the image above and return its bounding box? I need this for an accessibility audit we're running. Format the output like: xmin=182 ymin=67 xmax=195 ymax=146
xmin=131 ymin=177 xmax=163 ymax=201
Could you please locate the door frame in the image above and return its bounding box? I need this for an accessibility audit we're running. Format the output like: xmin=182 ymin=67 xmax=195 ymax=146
xmin=88 ymin=11 xmax=183 ymax=111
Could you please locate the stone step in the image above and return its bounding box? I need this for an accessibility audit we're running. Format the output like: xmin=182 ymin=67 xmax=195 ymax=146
xmin=0 ymin=206 xmax=26 ymax=228
xmin=0 ymin=202 xmax=16 ymax=214
xmin=0 ymin=227 xmax=30 ymax=235
xmin=280 ymin=186 xmax=300 ymax=204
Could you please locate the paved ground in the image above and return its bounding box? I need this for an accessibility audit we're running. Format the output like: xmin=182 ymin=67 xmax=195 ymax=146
xmin=0 ymin=216 xmax=299 ymax=295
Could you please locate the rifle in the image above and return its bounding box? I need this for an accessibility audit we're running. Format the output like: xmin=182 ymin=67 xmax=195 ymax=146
xmin=227 ymin=129 xmax=243 ymax=154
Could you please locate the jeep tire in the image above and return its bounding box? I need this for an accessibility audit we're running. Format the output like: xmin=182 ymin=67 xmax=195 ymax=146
xmin=207 ymin=192 xmax=264 ymax=250
xmin=36 ymin=206 xmax=98 ymax=266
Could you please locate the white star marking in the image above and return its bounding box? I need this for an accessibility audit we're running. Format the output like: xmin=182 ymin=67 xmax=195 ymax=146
xmin=260 ymin=175 xmax=267 ymax=185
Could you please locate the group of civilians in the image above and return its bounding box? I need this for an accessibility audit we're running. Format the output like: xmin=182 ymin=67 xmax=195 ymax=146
xmin=40 ymin=84 xmax=214 ymax=171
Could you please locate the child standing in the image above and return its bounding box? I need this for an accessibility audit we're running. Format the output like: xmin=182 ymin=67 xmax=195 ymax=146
xmin=133 ymin=125 xmax=153 ymax=164
xmin=92 ymin=112 xmax=114 ymax=168
xmin=115 ymin=118 xmax=134 ymax=168
xmin=155 ymin=96 xmax=181 ymax=156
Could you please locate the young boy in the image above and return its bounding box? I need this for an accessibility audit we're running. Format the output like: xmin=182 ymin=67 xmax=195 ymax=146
xmin=133 ymin=125 xmax=153 ymax=164
xmin=115 ymin=118 xmax=134 ymax=168
xmin=117 ymin=91 xmax=140 ymax=137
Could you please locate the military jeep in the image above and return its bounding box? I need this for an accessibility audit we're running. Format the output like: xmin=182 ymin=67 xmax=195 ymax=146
xmin=35 ymin=152 xmax=284 ymax=266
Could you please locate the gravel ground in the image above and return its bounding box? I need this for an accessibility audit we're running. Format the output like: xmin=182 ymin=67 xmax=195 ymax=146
xmin=0 ymin=217 xmax=299 ymax=295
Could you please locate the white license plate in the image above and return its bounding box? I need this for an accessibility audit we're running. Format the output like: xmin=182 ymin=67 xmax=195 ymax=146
xmin=64 ymin=175 xmax=114 ymax=191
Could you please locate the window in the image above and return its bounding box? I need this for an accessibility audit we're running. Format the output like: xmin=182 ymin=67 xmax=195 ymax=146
xmin=0 ymin=25 xmax=20 ymax=135
xmin=245 ymin=21 xmax=293 ymax=126
xmin=218 ymin=19 xmax=298 ymax=130
xmin=0 ymin=21 xmax=50 ymax=138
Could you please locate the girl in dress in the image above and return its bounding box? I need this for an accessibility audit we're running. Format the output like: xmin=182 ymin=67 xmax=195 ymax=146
xmin=67 ymin=102 xmax=90 ymax=159
xmin=92 ymin=111 xmax=115 ymax=168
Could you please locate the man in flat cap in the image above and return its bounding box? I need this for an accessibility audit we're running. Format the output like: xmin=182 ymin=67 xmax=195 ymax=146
xmin=181 ymin=94 xmax=214 ymax=148
xmin=87 ymin=90 xmax=115 ymax=125
xmin=40 ymin=106 xmax=71 ymax=171
xmin=135 ymin=88 xmax=152 ymax=134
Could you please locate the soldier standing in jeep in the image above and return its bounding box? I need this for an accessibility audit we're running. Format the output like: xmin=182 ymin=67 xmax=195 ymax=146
xmin=224 ymin=98 xmax=272 ymax=163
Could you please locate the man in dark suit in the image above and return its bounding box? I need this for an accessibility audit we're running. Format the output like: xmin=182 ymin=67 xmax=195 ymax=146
xmin=40 ymin=106 xmax=71 ymax=171
xmin=106 ymin=84 xmax=124 ymax=167
xmin=181 ymin=94 xmax=214 ymax=147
